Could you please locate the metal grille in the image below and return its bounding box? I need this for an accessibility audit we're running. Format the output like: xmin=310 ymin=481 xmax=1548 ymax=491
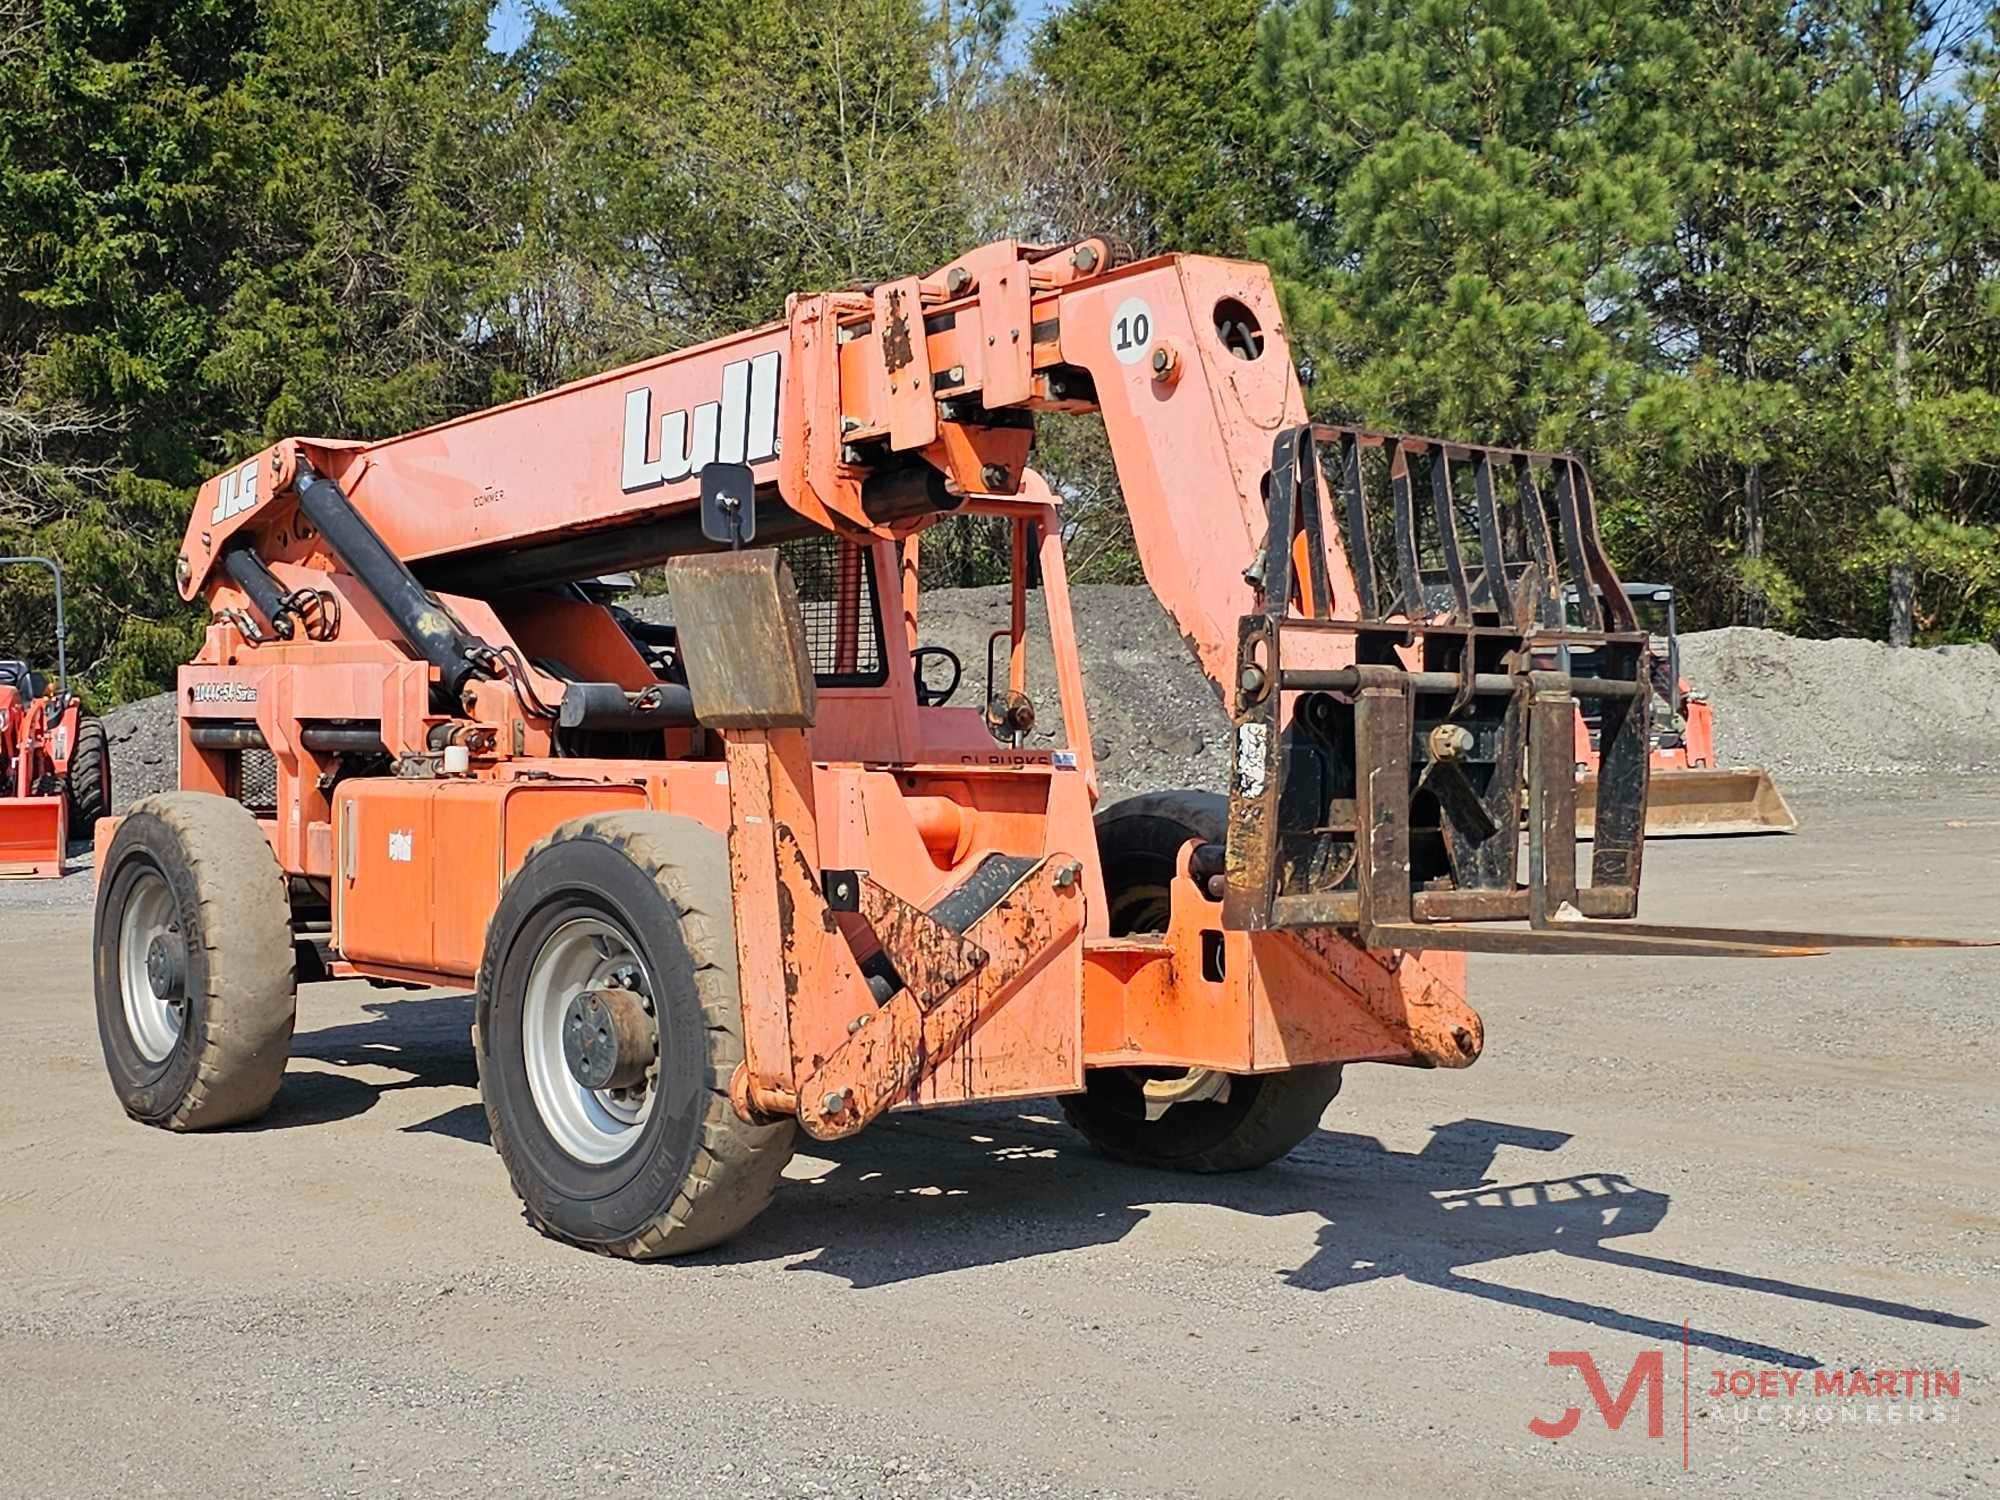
xmin=779 ymin=535 xmax=886 ymax=686
xmin=236 ymin=748 xmax=278 ymax=814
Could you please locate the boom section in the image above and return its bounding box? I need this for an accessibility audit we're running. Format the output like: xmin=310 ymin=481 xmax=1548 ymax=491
xmin=173 ymin=240 xmax=1307 ymax=697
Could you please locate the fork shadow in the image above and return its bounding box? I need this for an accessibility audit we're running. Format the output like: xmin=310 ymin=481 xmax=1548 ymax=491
xmin=280 ymin=998 xmax=1985 ymax=1369
xmin=260 ymin=993 xmax=483 ymax=1138
xmin=710 ymin=1110 xmax=1985 ymax=1369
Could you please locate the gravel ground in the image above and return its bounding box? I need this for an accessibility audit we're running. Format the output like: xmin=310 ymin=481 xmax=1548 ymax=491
xmin=2 ymin=776 xmax=1994 ymax=1497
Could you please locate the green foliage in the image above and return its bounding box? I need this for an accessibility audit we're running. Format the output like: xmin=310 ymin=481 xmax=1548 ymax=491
xmin=528 ymin=0 xmax=970 ymax=365
xmin=203 ymin=1 xmax=519 ymax=444
xmin=1034 ymin=0 xmax=1278 ymax=254
xmin=1255 ymin=0 xmax=1691 ymax=448
xmin=7 ymin=0 xmax=2000 ymax=711
xmin=0 ymin=0 xmax=261 ymax=701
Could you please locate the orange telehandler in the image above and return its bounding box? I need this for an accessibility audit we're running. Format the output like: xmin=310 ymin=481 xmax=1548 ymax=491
xmin=1 ymin=557 xmax=110 ymax=876
xmin=87 ymin=240 xmax=1979 ymax=1257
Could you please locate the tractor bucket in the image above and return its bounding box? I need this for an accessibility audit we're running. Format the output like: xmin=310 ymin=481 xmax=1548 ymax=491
xmin=0 ymin=794 xmax=67 ymax=878
xmin=1579 ymin=766 xmax=1798 ymax=839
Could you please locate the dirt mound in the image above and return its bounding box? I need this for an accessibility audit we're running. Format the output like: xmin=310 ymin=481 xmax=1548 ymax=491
xmin=1680 ymin=627 xmax=2000 ymax=776
xmin=97 ymin=602 xmax=2000 ymax=812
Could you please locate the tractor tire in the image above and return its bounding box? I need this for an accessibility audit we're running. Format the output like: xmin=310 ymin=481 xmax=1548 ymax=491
xmin=476 ymin=812 xmax=795 ymax=1258
xmin=93 ymin=792 xmax=297 ymax=1129
xmin=65 ymin=715 xmax=110 ymax=833
xmin=1058 ymin=790 xmax=1344 ymax=1172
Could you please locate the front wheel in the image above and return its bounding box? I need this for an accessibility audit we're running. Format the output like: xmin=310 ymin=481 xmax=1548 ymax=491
xmin=93 ymin=792 xmax=297 ymax=1129
xmin=476 ymin=812 xmax=795 ymax=1257
xmin=1059 ymin=790 xmax=1343 ymax=1171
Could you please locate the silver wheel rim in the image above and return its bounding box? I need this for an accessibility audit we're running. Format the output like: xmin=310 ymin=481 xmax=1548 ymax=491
xmin=522 ymin=915 xmax=659 ymax=1165
xmin=119 ymin=868 xmax=184 ymax=1063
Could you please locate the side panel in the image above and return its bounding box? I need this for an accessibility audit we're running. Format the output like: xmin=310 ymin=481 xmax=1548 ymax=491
xmin=334 ymin=779 xmax=648 ymax=977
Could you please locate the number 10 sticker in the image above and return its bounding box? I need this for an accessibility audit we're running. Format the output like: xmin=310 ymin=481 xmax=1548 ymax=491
xmin=1110 ymin=297 xmax=1154 ymax=365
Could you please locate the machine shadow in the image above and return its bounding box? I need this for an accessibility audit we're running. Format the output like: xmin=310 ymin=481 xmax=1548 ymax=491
xmin=714 ymin=1110 xmax=1984 ymax=1368
xmin=264 ymin=993 xmax=482 ymax=1135
xmin=275 ymin=998 xmax=1985 ymax=1368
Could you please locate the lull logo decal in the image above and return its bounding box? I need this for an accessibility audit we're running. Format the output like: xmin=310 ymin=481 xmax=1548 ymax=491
xmin=621 ymin=351 xmax=781 ymax=492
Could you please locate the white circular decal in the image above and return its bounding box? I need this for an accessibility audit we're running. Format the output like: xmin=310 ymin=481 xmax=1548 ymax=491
xmin=1109 ymin=297 xmax=1155 ymax=365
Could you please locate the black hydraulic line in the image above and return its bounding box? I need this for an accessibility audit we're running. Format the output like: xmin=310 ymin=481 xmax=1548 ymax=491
xmin=221 ymin=544 xmax=296 ymax=639
xmin=292 ymin=460 xmax=490 ymax=703
xmin=555 ymin=680 xmax=698 ymax=732
xmin=187 ymin=721 xmax=389 ymax=755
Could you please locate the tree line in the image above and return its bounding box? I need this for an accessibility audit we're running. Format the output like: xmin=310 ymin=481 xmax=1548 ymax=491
xmin=3 ymin=0 xmax=1998 ymax=705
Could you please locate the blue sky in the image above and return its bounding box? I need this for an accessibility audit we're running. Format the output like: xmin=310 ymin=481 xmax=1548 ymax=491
xmin=486 ymin=1 xmax=1066 ymax=56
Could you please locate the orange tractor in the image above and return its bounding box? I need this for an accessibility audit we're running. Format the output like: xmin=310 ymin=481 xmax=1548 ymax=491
xmin=1569 ymin=582 xmax=1796 ymax=837
xmin=87 ymin=241 xmax=1977 ymax=1257
xmin=1 ymin=557 xmax=109 ymax=876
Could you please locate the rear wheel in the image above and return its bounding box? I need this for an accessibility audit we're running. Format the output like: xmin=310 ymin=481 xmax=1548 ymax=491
xmin=476 ymin=812 xmax=795 ymax=1257
xmin=93 ymin=792 xmax=297 ymax=1128
xmin=65 ymin=714 xmax=109 ymax=832
xmin=1059 ymin=791 xmax=1344 ymax=1172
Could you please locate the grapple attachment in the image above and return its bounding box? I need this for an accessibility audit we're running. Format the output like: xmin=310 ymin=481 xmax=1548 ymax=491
xmin=1220 ymin=425 xmax=1979 ymax=958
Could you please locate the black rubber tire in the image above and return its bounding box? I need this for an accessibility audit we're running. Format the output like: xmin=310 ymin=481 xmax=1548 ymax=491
xmin=65 ymin=715 xmax=109 ymax=832
xmin=93 ymin=792 xmax=297 ymax=1129
xmin=1059 ymin=790 xmax=1344 ymax=1172
xmin=476 ymin=812 xmax=795 ymax=1258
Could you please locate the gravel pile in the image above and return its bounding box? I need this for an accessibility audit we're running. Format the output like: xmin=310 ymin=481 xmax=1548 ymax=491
xmin=102 ymin=688 xmax=181 ymax=811
xmin=95 ymin=598 xmax=2000 ymax=809
xmin=1681 ymin=627 xmax=2000 ymax=776
xmin=901 ymin=584 xmax=1230 ymax=801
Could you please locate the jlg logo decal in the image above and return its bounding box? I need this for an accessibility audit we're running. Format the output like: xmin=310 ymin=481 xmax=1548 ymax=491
xmin=209 ymin=459 xmax=262 ymax=524
xmin=621 ymin=351 xmax=781 ymax=492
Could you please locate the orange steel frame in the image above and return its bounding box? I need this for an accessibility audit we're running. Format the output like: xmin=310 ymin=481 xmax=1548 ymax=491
xmin=128 ymin=239 xmax=1479 ymax=1141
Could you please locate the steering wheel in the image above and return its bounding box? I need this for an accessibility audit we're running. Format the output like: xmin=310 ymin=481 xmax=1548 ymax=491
xmin=911 ymin=646 xmax=962 ymax=708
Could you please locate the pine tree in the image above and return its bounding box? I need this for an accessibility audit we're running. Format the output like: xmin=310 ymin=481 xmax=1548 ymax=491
xmin=1033 ymin=0 xmax=1276 ymax=255
xmin=202 ymin=0 xmax=522 ymax=443
xmin=0 ymin=0 xmax=263 ymax=700
xmin=1253 ymin=0 xmax=1692 ymax=450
